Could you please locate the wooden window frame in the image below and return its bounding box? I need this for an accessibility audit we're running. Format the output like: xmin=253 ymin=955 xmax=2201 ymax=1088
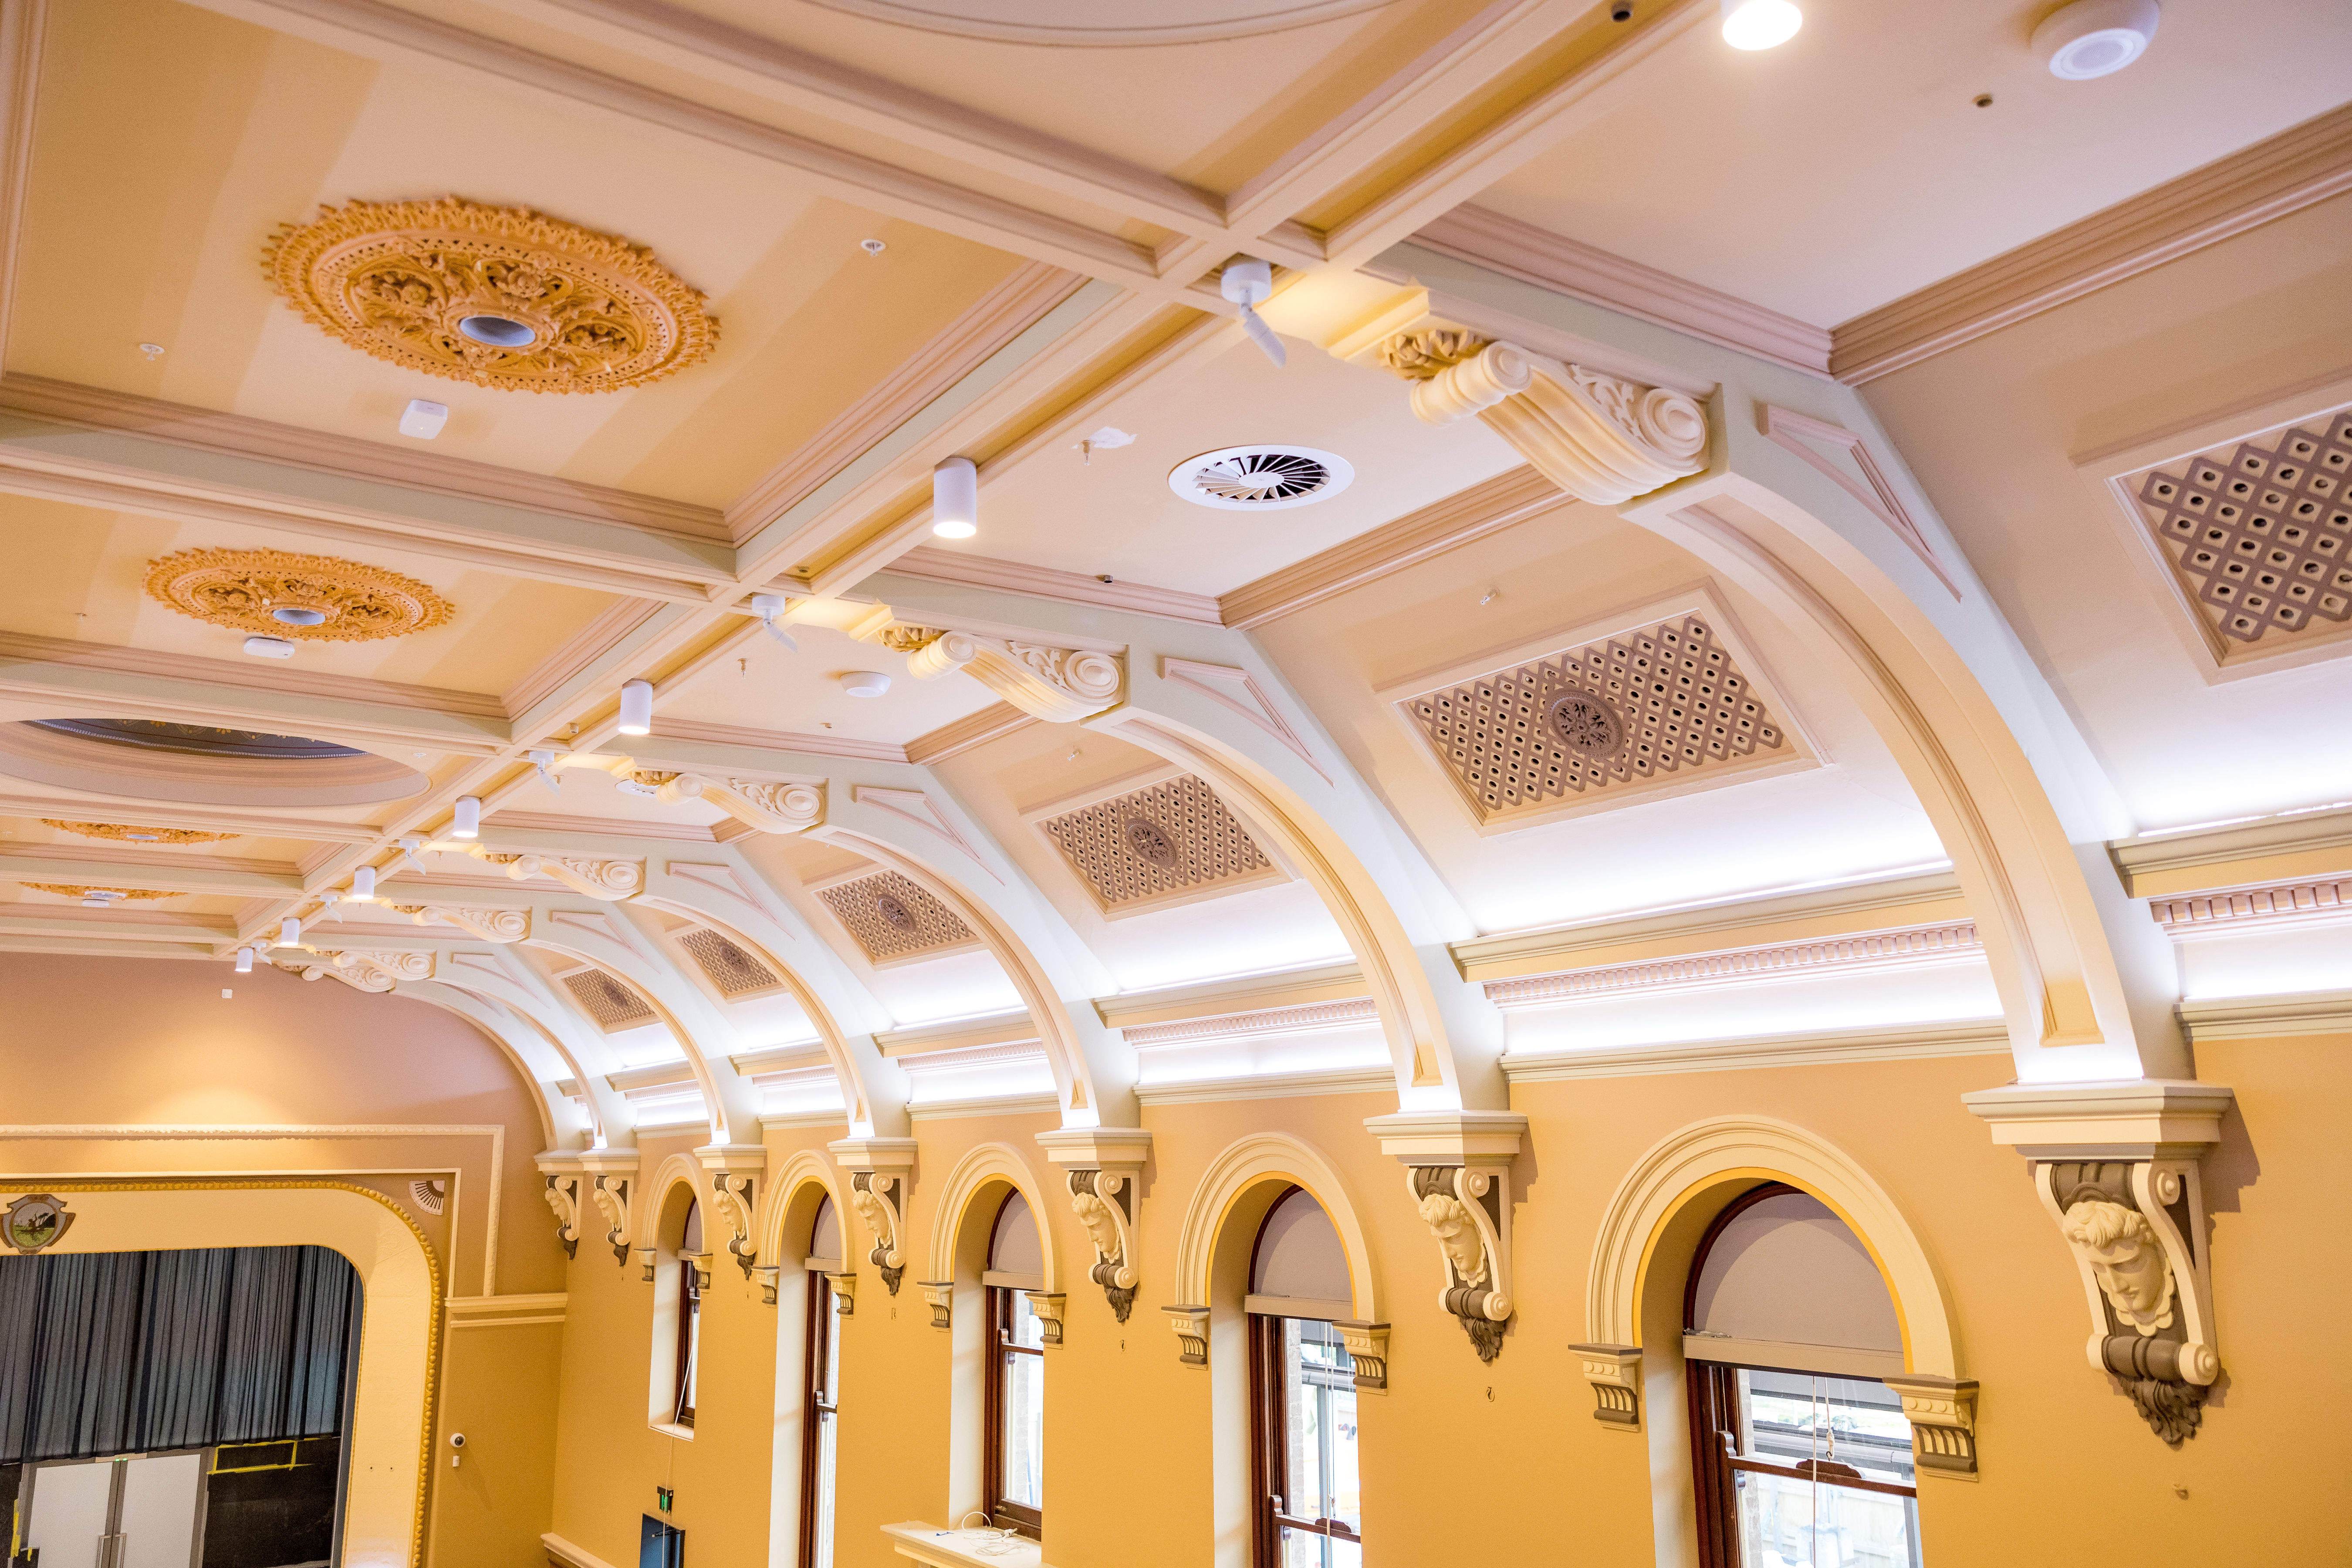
xmin=1248 ymin=1189 xmax=1364 ymax=1568
xmin=982 ymin=1284 xmax=1044 ymax=1541
xmin=672 ymin=1258 xmax=700 ymax=1429
xmin=798 ymin=1271 xmax=838 ymax=1568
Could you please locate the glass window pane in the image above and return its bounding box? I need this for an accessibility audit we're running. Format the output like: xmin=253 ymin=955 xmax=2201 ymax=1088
xmin=1733 ymin=1370 xmax=1921 ymax=1568
xmin=1000 ymin=1345 xmax=1044 ymax=1509
xmin=684 ymin=1304 xmax=700 ymax=1412
xmin=812 ymin=1406 xmax=838 ymax=1568
xmin=1740 ymin=1371 xmax=1915 ymax=1487
xmin=1277 ymin=1318 xmax=1359 ymax=1537
xmin=1006 ymin=1291 xmax=1044 ymax=1350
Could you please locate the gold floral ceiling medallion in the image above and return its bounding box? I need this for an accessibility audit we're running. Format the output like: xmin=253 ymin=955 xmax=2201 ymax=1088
xmin=24 ymin=884 xmax=177 ymax=900
xmin=144 ymin=548 xmax=455 ymax=642
xmin=263 ymin=196 xmax=718 ymax=393
xmin=43 ymin=820 xmax=239 ymax=844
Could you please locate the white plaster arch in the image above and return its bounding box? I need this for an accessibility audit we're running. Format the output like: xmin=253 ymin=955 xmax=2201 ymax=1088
xmin=1173 ymin=1131 xmax=1381 ymax=1323
xmin=398 ymin=980 xmax=574 ymax=1151
xmin=1586 ymin=1114 xmax=1959 ymax=1379
xmin=638 ymin=1149 xmax=708 ymax=1250
xmin=925 ymin=1140 xmax=1059 ymax=1291
xmin=755 ymin=1148 xmax=850 ymax=1267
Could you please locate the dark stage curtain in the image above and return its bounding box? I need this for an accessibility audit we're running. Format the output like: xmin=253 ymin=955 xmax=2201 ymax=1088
xmin=0 ymin=1244 xmax=359 ymax=1463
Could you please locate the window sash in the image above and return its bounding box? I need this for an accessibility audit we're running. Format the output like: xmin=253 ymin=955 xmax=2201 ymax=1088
xmin=672 ymin=1261 xmax=700 ymax=1428
xmin=982 ymin=1287 xmax=1044 ymax=1540
xmin=1250 ymin=1314 xmax=1362 ymax=1567
xmin=800 ymin=1272 xmax=838 ymax=1568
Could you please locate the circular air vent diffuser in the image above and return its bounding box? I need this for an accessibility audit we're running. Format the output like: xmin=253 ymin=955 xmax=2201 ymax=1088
xmin=1167 ymin=445 xmax=1354 ymax=511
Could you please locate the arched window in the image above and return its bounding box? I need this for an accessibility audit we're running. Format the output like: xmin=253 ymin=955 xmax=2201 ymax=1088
xmin=1685 ymin=1185 xmax=1920 ymax=1568
xmin=674 ymin=1199 xmax=702 ymax=1429
xmin=1247 ymin=1187 xmax=1360 ymax=1568
xmin=983 ymin=1191 xmax=1044 ymax=1540
xmin=801 ymin=1195 xmax=843 ymax=1568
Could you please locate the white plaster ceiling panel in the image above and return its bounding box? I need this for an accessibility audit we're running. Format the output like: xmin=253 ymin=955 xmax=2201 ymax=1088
xmin=657 ymin=620 xmax=1000 ymax=742
xmin=1474 ymin=0 xmax=2352 ymax=326
xmin=1035 ymin=772 xmax=1282 ymax=915
xmin=813 ymin=868 xmax=977 ymax=963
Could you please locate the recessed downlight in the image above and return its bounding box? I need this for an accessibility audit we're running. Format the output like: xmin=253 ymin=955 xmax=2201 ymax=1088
xmin=272 ymin=606 xmax=328 ymax=626
xmin=457 ymin=314 xmax=537 ymax=348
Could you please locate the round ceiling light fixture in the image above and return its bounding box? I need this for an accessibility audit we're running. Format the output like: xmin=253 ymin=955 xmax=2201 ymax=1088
xmin=841 ymin=671 xmax=892 ymax=698
xmin=457 ymin=314 xmax=538 ymax=348
xmin=1167 ymin=445 xmax=1353 ymax=511
xmin=2033 ymin=0 xmax=2159 ymax=79
xmin=1720 ymin=0 xmax=1800 ymax=50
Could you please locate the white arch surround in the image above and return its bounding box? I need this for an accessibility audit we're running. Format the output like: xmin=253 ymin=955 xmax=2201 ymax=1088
xmin=924 ymin=1141 xmax=1058 ymax=1291
xmin=638 ymin=1150 xmax=706 ymax=1250
xmin=754 ymin=1149 xmax=849 ymax=1267
xmin=37 ymin=1183 xmax=440 ymax=1567
xmin=1586 ymin=1115 xmax=1957 ymax=1379
xmin=1173 ymin=1131 xmax=1380 ymax=1323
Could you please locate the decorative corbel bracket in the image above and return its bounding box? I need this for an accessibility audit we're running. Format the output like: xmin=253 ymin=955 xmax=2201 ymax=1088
xmin=697 ymin=1143 xmax=766 ymax=1280
xmin=830 ymin=1136 xmax=918 ymax=1296
xmin=461 ymin=845 xmax=644 ymax=900
xmin=1369 ymin=326 xmax=1708 ymax=505
xmin=387 ymin=902 xmax=530 ymax=942
xmin=636 ymin=1245 xmax=660 ymax=1284
xmin=578 ymin=1152 xmax=638 ymax=1267
xmin=1884 ymin=1375 xmax=1980 ymax=1478
xmin=1025 ymin=1291 xmax=1068 ymax=1348
xmin=1366 ymin=1111 xmax=1526 ymax=1364
xmin=826 ymin=1271 xmax=857 ymax=1315
xmin=683 ymin=1251 xmax=715 ymax=1290
xmin=868 ymin=618 xmax=1125 ymax=723
xmin=1037 ymin=1129 xmax=1152 ymax=1324
xmin=654 ymin=773 xmax=825 ymax=835
xmin=1338 ymin=1321 xmax=1391 ymax=1394
xmin=754 ymin=1265 xmax=781 ymax=1306
xmin=1966 ymin=1079 xmax=2233 ymax=1445
xmin=271 ymin=948 xmax=433 ymax=993
xmin=1166 ymin=1305 xmax=1210 ymax=1368
xmin=537 ymin=1161 xmax=582 ymax=1260
xmin=920 ymin=1280 xmax=953 ymax=1330
xmin=1569 ymin=1343 xmax=1642 ymax=1429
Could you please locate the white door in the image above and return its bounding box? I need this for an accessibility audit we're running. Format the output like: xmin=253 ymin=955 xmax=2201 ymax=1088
xmin=118 ymin=1453 xmax=204 ymax=1568
xmin=24 ymin=1460 xmax=115 ymax=1568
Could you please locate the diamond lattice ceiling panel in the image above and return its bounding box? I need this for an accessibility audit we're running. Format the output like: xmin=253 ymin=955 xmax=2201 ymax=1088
xmin=1398 ymin=612 xmax=1793 ymax=829
xmin=559 ymin=966 xmax=657 ymax=1032
xmin=1037 ymin=773 xmax=1279 ymax=915
xmin=677 ymin=926 xmax=784 ymax=1000
xmin=815 ymin=870 xmax=976 ymax=965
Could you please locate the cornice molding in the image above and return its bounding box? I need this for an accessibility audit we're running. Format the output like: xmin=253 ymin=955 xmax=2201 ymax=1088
xmin=1483 ymin=922 xmax=1981 ymax=1010
xmin=906 ymin=1091 xmax=1061 ymax=1122
xmin=1093 ymin=960 xmax=1368 ymax=1031
xmin=2149 ymin=879 xmax=2351 ymax=940
xmin=647 ymin=714 xmax=906 ymax=764
xmin=874 ymin=1009 xmax=1040 ymax=1057
xmin=1122 ymin=997 xmax=1379 ymax=1050
xmin=1133 ymin=1064 xmax=1396 ymax=1106
xmin=904 ymin=702 xmax=1034 ymax=766
xmin=2110 ymin=805 xmax=2352 ymax=898
xmin=1501 ymin=1020 xmax=2009 ymax=1082
xmin=1217 ymin=464 xmax=1564 ymax=629
xmin=1831 ymin=101 xmax=2352 ymax=383
xmin=886 ymin=548 xmax=1220 ymax=625
xmin=1411 ymin=206 xmax=1833 ymax=377
xmin=725 ymin=262 xmax=1084 ymax=541
xmin=2176 ymin=989 xmax=2352 ymax=1042
xmin=501 ymin=597 xmax=667 ymax=723
xmin=0 ymin=794 xmax=370 ymax=842
xmin=480 ymin=811 xmax=718 ymax=844
xmin=0 ymin=627 xmax=507 ymax=726
xmin=0 ymin=374 xmax=727 ymax=541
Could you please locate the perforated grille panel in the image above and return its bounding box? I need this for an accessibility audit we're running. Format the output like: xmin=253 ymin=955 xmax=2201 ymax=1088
xmin=677 ymin=927 xmax=782 ymax=999
xmin=2131 ymin=409 xmax=2352 ymax=645
xmin=560 ymin=966 xmax=656 ymax=1031
xmin=1039 ymin=774 xmax=1275 ymax=910
xmin=816 ymin=870 xmax=974 ymax=963
xmin=1401 ymin=614 xmax=1787 ymax=824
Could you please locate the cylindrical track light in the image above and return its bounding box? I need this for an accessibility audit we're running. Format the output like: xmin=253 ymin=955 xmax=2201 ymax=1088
xmin=618 ymin=678 xmax=654 ymax=736
xmin=277 ymin=917 xmax=301 ymax=948
xmin=931 ymin=456 xmax=977 ymax=539
xmin=452 ymin=795 xmax=482 ymax=839
xmin=235 ymin=946 xmax=254 ymax=973
xmin=353 ymin=865 xmax=376 ymax=899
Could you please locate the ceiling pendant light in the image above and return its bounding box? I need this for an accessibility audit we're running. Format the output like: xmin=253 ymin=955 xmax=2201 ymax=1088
xmin=618 ymin=678 xmax=654 ymax=736
xmin=235 ymin=946 xmax=255 ymax=973
xmin=277 ymin=916 xmax=301 ymax=947
xmin=1721 ymin=0 xmax=1801 ymax=50
xmin=452 ymin=795 xmax=482 ymax=839
xmin=931 ymin=457 xmax=978 ymax=539
xmin=352 ymin=865 xmax=376 ymax=900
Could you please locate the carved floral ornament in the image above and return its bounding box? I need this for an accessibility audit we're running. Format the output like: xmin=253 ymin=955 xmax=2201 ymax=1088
xmin=272 ymin=948 xmax=433 ymax=993
xmin=1375 ymin=328 xmax=1708 ymax=505
xmin=144 ymin=549 xmax=455 ymax=642
xmin=543 ymin=1174 xmax=582 ymax=1260
xmin=849 ymin=1172 xmax=907 ymax=1295
xmin=23 ymin=883 xmax=175 ymax=900
xmin=878 ymin=623 xmax=1125 ymax=724
xmin=42 ymin=821 xmax=237 ymax=844
xmin=264 ymin=197 xmax=717 ymax=393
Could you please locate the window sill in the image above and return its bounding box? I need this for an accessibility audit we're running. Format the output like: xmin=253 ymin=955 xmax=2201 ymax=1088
xmin=882 ymin=1521 xmax=1051 ymax=1568
xmin=649 ymin=1421 xmax=695 ymax=1441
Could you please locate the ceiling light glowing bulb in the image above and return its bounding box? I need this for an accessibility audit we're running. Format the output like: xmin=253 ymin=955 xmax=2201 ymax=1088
xmin=618 ymin=678 xmax=653 ymax=736
xmin=352 ymin=865 xmax=376 ymax=900
xmin=278 ymin=917 xmax=301 ymax=948
xmin=452 ymin=795 xmax=482 ymax=839
xmin=1721 ymin=0 xmax=1800 ymax=49
xmin=932 ymin=456 xmax=978 ymax=539
xmin=235 ymin=946 xmax=255 ymax=974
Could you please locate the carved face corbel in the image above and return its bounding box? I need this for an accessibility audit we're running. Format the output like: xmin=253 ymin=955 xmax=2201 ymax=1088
xmin=2037 ymin=1159 xmax=2220 ymax=1443
xmin=1409 ymin=1164 xmax=1514 ymax=1362
xmin=850 ymin=1172 xmax=906 ymax=1294
xmin=711 ymin=1172 xmax=759 ymax=1280
xmin=542 ymin=1174 xmax=581 ymax=1260
xmin=1068 ymin=1169 xmax=1138 ymax=1322
xmin=589 ymin=1175 xmax=632 ymax=1267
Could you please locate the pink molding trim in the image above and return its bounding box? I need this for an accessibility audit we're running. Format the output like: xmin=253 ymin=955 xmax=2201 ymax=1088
xmin=723 ymin=261 xmax=1085 ymax=541
xmin=0 ymin=374 xmax=728 ymax=542
xmin=850 ymin=784 xmax=997 ymax=881
xmin=1831 ymin=101 xmax=2352 ymax=384
xmin=1120 ymin=997 xmax=1379 ymax=1050
xmin=2150 ymin=879 xmax=2352 ymax=936
xmin=501 ymin=597 xmax=667 ymax=721
xmin=905 ymin=702 xmax=1034 ymax=766
xmin=1482 ymin=922 xmax=1982 ymax=1010
xmin=0 ymin=0 xmax=41 ymax=370
xmin=645 ymin=715 xmax=905 ymax=764
xmin=481 ymin=811 xmax=719 ymax=843
xmin=1760 ymin=406 xmax=1960 ymax=598
xmin=1218 ymin=465 xmax=1564 ymax=629
xmin=1411 ymin=206 xmax=1833 ymax=377
xmin=0 ymin=629 xmax=505 ymax=720
xmin=887 ymin=546 xmax=1221 ymax=625
xmin=1157 ymin=658 xmax=1328 ymax=784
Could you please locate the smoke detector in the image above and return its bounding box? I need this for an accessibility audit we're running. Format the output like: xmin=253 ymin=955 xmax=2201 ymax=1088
xmin=1167 ymin=445 xmax=1354 ymax=511
xmin=2033 ymin=0 xmax=2159 ymax=79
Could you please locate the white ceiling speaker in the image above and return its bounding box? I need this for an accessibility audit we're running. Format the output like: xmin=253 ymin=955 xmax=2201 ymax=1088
xmin=750 ymin=592 xmax=798 ymax=650
xmin=932 ymin=456 xmax=978 ymax=539
xmin=2033 ymin=0 xmax=2159 ymax=79
xmin=1168 ymin=445 xmax=1355 ymax=510
xmin=451 ymin=794 xmax=481 ymax=839
xmin=1720 ymin=0 xmax=1801 ymax=50
xmin=617 ymin=677 xmax=653 ymax=736
xmin=1220 ymin=258 xmax=1286 ymax=368
xmin=840 ymin=670 xmax=892 ymax=698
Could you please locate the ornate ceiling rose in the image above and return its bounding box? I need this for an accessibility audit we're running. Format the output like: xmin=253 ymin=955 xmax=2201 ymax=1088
xmin=42 ymin=820 xmax=238 ymax=844
xmin=263 ymin=196 xmax=718 ymax=393
xmin=144 ymin=548 xmax=454 ymax=642
xmin=23 ymin=883 xmax=177 ymax=900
